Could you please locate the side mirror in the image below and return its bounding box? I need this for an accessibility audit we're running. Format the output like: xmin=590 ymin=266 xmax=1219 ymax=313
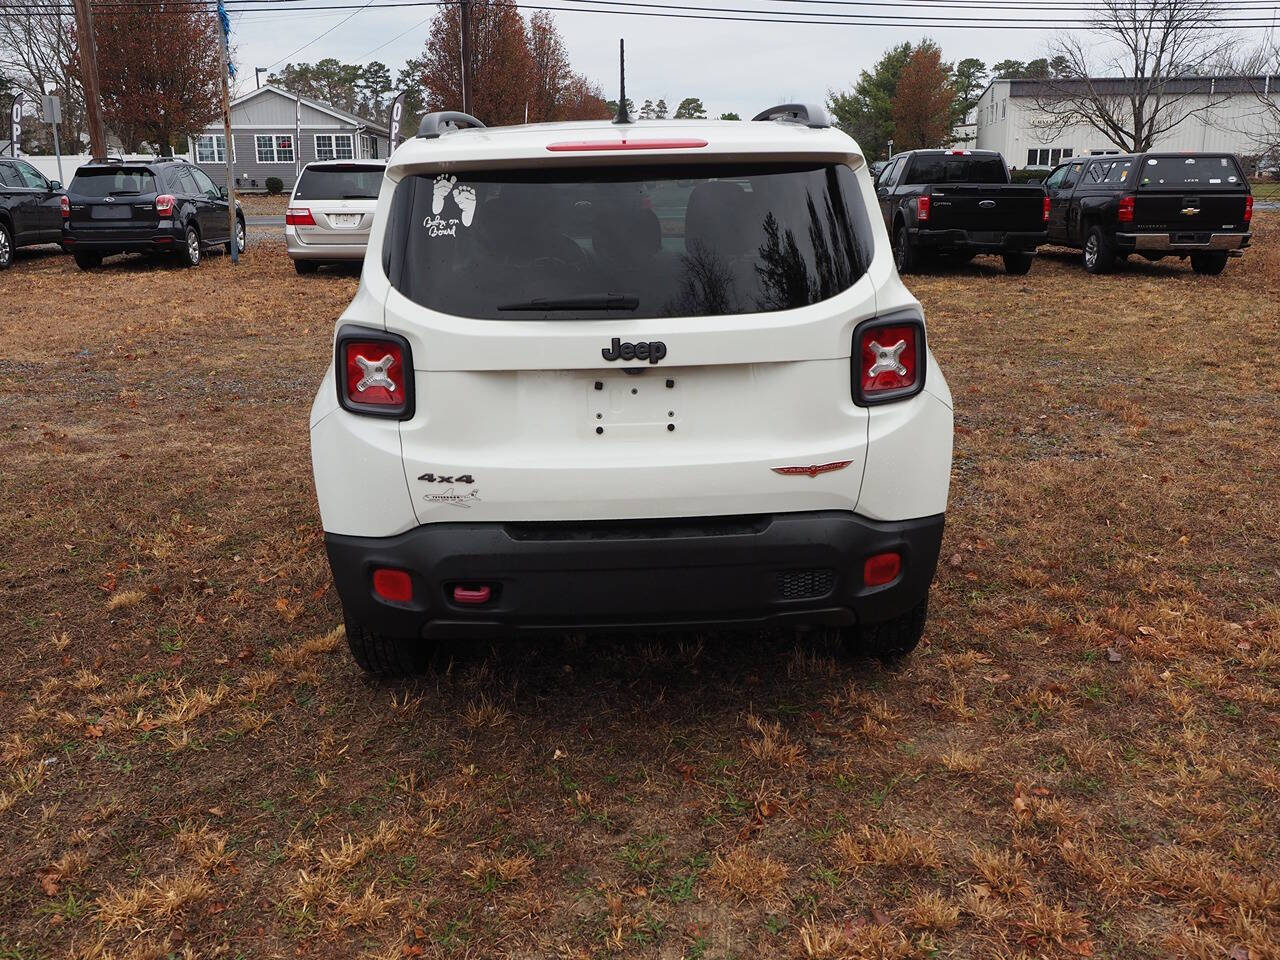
xmin=50 ymin=180 xmax=63 ymax=191
xmin=219 ymin=186 xmax=229 ymax=200
xmin=876 ymin=186 xmax=889 ymax=198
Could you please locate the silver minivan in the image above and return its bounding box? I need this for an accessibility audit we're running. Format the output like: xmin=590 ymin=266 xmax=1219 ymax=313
xmin=286 ymin=160 xmax=386 ymax=274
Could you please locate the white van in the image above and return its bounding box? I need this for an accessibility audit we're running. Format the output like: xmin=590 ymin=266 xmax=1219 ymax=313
xmin=309 ymin=106 xmax=954 ymax=675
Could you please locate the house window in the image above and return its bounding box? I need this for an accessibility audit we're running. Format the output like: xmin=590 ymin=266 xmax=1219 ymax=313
xmin=1001 ymin=101 xmax=1006 ymax=119
xmin=315 ymin=133 xmax=354 ymax=161
xmin=194 ymin=134 xmax=228 ymax=163
xmin=360 ymin=134 xmax=376 ymax=159
xmin=255 ymin=134 xmax=294 ymax=163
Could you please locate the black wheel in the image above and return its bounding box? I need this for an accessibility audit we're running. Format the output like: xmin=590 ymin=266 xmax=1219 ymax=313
xmin=1191 ymin=251 xmax=1228 ymax=275
xmin=345 ymin=617 xmax=435 ymax=677
xmin=294 ymin=259 xmax=318 ymax=275
xmin=845 ymin=597 xmax=929 ymax=662
xmin=1002 ymin=251 xmax=1034 ymax=275
xmin=1082 ymin=226 xmax=1114 ymax=274
xmin=182 ymin=225 xmax=201 ymax=267
xmin=74 ymin=251 xmax=102 ymax=270
xmin=893 ymin=223 xmax=918 ymax=274
xmin=0 ymin=221 xmax=12 ymax=270
xmin=226 ymin=216 xmax=246 ymax=256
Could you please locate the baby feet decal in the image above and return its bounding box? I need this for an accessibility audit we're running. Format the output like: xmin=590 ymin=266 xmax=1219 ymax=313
xmin=452 ymin=185 xmax=477 ymax=227
xmin=432 ymin=174 xmax=456 ymax=215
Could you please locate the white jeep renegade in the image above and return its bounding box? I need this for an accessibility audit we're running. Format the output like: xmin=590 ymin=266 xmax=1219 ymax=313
xmin=309 ymin=104 xmax=954 ymax=676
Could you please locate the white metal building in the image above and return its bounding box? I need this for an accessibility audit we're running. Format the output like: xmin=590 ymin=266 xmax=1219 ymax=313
xmin=974 ymin=76 xmax=1280 ymax=169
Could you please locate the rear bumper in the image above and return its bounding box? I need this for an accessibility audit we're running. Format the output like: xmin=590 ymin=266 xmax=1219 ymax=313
xmin=324 ymin=510 xmax=945 ymax=640
xmin=62 ymin=225 xmax=182 ymax=251
xmin=911 ymin=228 xmax=1046 ymax=252
xmin=286 ymin=226 xmax=369 ymax=261
xmin=1115 ymin=231 xmax=1251 ymax=252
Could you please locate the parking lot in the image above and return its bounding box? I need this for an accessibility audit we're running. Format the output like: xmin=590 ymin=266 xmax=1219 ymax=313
xmin=2 ymin=221 xmax=1278 ymax=958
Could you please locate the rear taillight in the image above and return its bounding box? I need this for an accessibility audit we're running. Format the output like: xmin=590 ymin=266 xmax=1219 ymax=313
xmin=917 ymin=195 xmax=930 ymax=222
xmin=60 ymin=195 xmax=69 ymax=219
xmin=155 ymin=194 xmax=175 ymax=217
xmin=335 ymin=326 xmax=414 ymax=419
xmin=1117 ymin=195 xmax=1134 ymax=223
xmin=853 ymin=314 xmax=926 ymax=406
xmin=1244 ymin=195 xmax=1253 ymax=224
xmin=285 ymin=207 xmax=315 ymax=226
xmin=1042 ymin=195 xmax=1051 ymax=222
xmin=372 ymin=568 xmax=413 ymax=603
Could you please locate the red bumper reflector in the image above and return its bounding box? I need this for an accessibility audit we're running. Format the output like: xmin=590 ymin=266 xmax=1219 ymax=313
xmin=864 ymin=552 xmax=902 ymax=587
xmin=372 ymin=568 xmax=413 ymax=603
xmin=452 ymin=585 xmax=492 ymax=605
xmin=546 ymin=138 xmax=708 ymax=152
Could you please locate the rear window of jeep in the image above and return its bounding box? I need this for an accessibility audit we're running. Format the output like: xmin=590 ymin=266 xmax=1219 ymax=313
xmin=384 ymin=162 xmax=874 ymax=320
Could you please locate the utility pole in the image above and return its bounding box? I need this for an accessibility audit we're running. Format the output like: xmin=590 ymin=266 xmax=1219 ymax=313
xmin=215 ymin=1 xmax=238 ymax=264
xmin=459 ymin=0 xmax=473 ymax=116
xmin=71 ymin=0 xmax=106 ymax=158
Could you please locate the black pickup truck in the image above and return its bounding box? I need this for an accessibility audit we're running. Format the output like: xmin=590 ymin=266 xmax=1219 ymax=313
xmin=874 ymin=149 xmax=1048 ymax=275
xmin=1043 ymin=152 xmax=1252 ymax=275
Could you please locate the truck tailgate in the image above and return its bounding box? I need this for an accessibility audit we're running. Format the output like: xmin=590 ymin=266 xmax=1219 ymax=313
xmin=926 ymin=184 xmax=1045 ymax=234
xmin=1133 ymin=192 xmax=1251 ymax=233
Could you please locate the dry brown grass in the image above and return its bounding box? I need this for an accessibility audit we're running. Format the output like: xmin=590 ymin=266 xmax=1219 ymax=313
xmin=1 ymin=224 xmax=1278 ymax=958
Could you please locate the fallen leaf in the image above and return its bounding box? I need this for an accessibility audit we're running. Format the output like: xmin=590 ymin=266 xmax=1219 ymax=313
xmin=39 ymin=873 xmax=60 ymax=896
xmin=84 ymin=724 xmax=104 ymax=738
xmin=1227 ymin=947 xmax=1251 ymax=960
xmin=1106 ymin=647 xmax=1123 ymax=663
xmin=208 ymin=806 xmax=225 ymax=817
xmin=949 ymin=553 xmax=963 ymax=568
xmin=870 ymin=906 xmax=892 ymax=925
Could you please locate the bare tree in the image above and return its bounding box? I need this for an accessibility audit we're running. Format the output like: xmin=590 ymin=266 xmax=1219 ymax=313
xmin=0 ymin=0 xmax=87 ymax=149
xmin=1231 ymin=43 xmax=1280 ymax=165
xmin=1030 ymin=0 xmax=1234 ymax=151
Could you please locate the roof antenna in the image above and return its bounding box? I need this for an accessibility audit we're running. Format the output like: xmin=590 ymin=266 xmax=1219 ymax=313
xmin=612 ymin=39 xmax=632 ymax=124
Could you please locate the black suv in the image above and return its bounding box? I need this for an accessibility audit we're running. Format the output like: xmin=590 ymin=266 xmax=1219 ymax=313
xmin=1043 ymin=152 xmax=1252 ymax=275
xmin=62 ymin=158 xmax=245 ymax=269
xmin=0 ymin=157 xmax=65 ymax=270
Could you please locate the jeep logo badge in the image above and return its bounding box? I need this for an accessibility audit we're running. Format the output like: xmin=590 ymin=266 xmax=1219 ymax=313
xmin=602 ymin=337 xmax=667 ymax=364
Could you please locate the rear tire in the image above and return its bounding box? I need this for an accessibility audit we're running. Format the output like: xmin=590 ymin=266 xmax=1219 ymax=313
xmin=1190 ymin=251 xmax=1228 ymax=275
xmin=893 ymin=223 xmax=918 ymax=274
xmin=74 ymin=251 xmax=102 ymax=270
xmin=226 ymin=216 xmax=246 ymax=256
xmin=182 ymin=225 xmax=201 ymax=267
xmin=294 ymin=259 xmax=318 ymax=275
xmin=0 ymin=222 xmax=13 ymax=270
xmin=344 ymin=617 xmax=435 ymax=678
xmin=1002 ymin=251 xmax=1034 ymax=275
xmin=846 ymin=597 xmax=929 ymax=662
xmin=1083 ymin=226 xmax=1114 ymax=274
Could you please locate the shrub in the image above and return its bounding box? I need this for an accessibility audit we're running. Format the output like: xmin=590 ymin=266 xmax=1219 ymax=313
xmin=265 ymin=176 xmax=284 ymax=195
xmin=1009 ymin=168 xmax=1048 ymax=183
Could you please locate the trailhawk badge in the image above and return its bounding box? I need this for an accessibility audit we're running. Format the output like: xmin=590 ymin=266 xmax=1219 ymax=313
xmin=772 ymin=460 xmax=853 ymax=478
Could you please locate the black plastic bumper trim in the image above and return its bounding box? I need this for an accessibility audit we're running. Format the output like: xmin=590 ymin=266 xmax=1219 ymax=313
xmin=324 ymin=510 xmax=945 ymax=639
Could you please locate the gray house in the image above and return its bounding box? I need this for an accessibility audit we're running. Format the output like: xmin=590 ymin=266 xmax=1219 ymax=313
xmin=189 ymin=85 xmax=390 ymax=192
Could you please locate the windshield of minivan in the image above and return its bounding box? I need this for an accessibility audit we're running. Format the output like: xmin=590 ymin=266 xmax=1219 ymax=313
xmin=1138 ymin=155 xmax=1244 ymax=190
xmin=69 ymin=167 xmax=157 ymax=197
xmin=385 ymin=162 xmax=873 ymax=320
xmin=294 ymin=165 xmax=384 ymax=200
xmin=904 ymin=154 xmax=1007 ymax=184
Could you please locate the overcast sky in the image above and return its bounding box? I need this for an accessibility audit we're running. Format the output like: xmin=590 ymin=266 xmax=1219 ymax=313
xmin=229 ymin=4 xmax=1058 ymax=118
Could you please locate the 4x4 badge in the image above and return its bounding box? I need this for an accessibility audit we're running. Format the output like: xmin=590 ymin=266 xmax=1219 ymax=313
xmin=419 ymin=472 xmax=474 ymax=484
xmin=772 ymin=461 xmax=852 ymax=478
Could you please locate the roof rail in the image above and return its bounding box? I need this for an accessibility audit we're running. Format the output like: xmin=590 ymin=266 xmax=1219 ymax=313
xmin=88 ymin=155 xmax=124 ymax=163
xmin=751 ymin=103 xmax=831 ymax=129
xmin=417 ymin=111 xmax=486 ymax=140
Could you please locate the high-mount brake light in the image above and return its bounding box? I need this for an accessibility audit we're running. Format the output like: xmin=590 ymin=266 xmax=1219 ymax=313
xmin=335 ymin=326 xmax=414 ymax=419
xmin=852 ymin=315 xmax=926 ymax=406
xmin=60 ymin=195 xmax=69 ymax=219
xmin=917 ymin=195 xmax=930 ymax=222
xmin=154 ymin=194 xmax=175 ymax=217
xmin=286 ymin=206 xmax=316 ymax=226
xmin=1244 ymin=195 xmax=1253 ymax=224
xmin=1117 ymin=195 xmax=1135 ymax=223
xmin=545 ymin=139 xmax=709 ymax=152
xmin=1043 ymin=195 xmax=1051 ymax=222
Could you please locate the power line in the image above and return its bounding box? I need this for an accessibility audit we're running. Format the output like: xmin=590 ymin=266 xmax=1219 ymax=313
xmin=262 ymin=0 xmax=382 ymax=68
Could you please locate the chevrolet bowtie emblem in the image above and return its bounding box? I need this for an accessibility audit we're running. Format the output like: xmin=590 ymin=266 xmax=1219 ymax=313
xmin=772 ymin=460 xmax=853 ymax=478
xmin=1181 ymin=207 xmax=1200 ymax=215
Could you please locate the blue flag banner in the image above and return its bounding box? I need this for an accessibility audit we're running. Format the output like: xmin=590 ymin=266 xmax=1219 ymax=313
xmin=216 ymin=0 xmax=236 ymax=77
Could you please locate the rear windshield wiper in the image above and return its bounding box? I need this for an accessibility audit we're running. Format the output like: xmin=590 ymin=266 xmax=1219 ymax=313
xmin=342 ymin=193 xmax=378 ymax=199
xmin=108 ymin=190 xmax=141 ymax=196
xmin=497 ymin=294 xmax=640 ymax=312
